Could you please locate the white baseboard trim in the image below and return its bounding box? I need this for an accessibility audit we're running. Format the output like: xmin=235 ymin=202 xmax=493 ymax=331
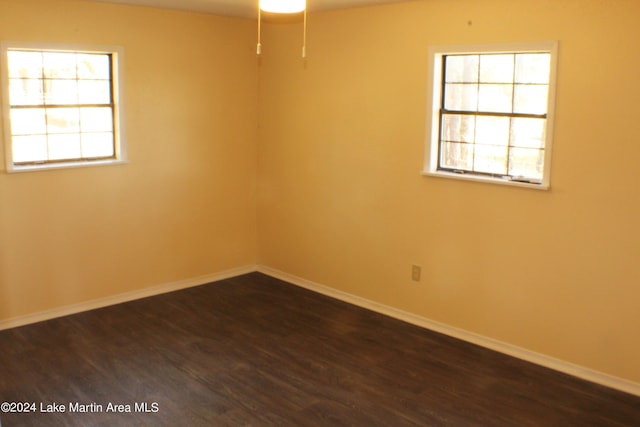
xmin=0 ymin=265 xmax=257 ymax=332
xmin=257 ymin=265 xmax=640 ymax=397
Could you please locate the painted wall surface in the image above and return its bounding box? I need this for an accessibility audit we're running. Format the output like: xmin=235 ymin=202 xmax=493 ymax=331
xmin=0 ymin=0 xmax=258 ymax=320
xmin=1 ymin=0 xmax=639 ymax=389
xmin=257 ymin=0 xmax=640 ymax=383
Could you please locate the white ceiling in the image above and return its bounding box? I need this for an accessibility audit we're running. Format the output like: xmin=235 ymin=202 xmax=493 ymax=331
xmin=91 ymin=0 xmax=411 ymax=18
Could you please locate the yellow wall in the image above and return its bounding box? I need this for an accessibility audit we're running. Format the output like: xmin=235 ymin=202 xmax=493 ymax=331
xmin=257 ymin=0 xmax=640 ymax=383
xmin=0 ymin=0 xmax=258 ymax=319
xmin=1 ymin=0 xmax=639 ymax=387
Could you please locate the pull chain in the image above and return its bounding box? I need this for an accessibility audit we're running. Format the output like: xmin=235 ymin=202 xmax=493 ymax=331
xmin=302 ymin=3 xmax=307 ymax=58
xmin=257 ymin=1 xmax=262 ymax=55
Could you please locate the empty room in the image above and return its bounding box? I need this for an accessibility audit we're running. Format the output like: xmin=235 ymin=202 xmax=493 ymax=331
xmin=1 ymin=0 xmax=639 ymax=425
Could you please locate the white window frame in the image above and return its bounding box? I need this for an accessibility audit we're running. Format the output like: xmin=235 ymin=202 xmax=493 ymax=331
xmin=1 ymin=42 xmax=126 ymax=173
xmin=424 ymin=42 xmax=558 ymax=190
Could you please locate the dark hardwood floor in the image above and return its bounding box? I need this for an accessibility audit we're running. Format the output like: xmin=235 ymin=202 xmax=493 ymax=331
xmin=1 ymin=273 xmax=639 ymax=426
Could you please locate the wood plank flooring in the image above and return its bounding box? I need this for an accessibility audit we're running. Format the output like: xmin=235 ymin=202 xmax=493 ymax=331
xmin=1 ymin=272 xmax=639 ymax=426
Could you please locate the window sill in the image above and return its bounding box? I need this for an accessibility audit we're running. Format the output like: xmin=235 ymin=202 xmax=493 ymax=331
xmin=422 ymin=170 xmax=549 ymax=190
xmin=7 ymin=159 xmax=128 ymax=174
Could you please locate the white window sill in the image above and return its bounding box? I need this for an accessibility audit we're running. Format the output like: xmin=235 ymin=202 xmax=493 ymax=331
xmin=422 ymin=170 xmax=549 ymax=190
xmin=7 ymin=159 xmax=128 ymax=174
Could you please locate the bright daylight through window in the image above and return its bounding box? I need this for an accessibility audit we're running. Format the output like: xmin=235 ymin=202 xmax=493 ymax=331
xmin=425 ymin=42 xmax=558 ymax=189
xmin=1 ymin=43 xmax=125 ymax=172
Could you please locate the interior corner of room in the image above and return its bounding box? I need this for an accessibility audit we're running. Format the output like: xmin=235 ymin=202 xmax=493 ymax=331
xmin=1 ymin=0 xmax=639 ymax=402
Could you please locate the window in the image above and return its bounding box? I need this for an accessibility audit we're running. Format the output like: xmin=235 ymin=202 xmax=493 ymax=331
xmin=1 ymin=43 xmax=126 ymax=172
xmin=424 ymin=42 xmax=558 ymax=189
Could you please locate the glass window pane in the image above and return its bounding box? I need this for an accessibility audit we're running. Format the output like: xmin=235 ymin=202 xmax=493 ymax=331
xmin=475 ymin=116 xmax=509 ymax=146
xmin=445 ymin=55 xmax=479 ymax=83
xmin=44 ymin=79 xmax=78 ymax=105
xmin=80 ymin=107 xmax=113 ymax=132
xmin=479 ymin=54 xmax=514 ymax=83
xmin=440 ymin=142 xmax=473 ymax=170
xmin=444 ymin=83 xmax=477 ymax=111
xmin=9 ymin=78 xmax=44 ymax=106
xmin=10 ymin=108 xmax=47 ymax=135
xmin=510 ymin=118 xmax=546 ymax=149
xmin=441 ymin=114 xmax=475 ymax=143
xmin=515 ymin=53 xmax=550 ymax=84
xmin=43 ymin=52 xmax=77 ymax=79
xmin=48 ymin=134 xmax=82 ymax=161
xmin=47 ymin=108 xmax=80 ymax=134
xmin=81 ymin=132 xmax=114 ymax=158
xmin=474 ymin=145 xmax=508 ymax=175
xmin=478 ymin=84 xmax=513 ymax=113
xmin=514 ymin=85 xmax=548 ymax=115
xmin=8 ymin=51 xmax=43 ymax=78
xmin=12 ymin=135 xmax=48 ymax=163
xmin=508 ymin=147 xmax=544 ymax=180
xmin=5 ymin=46 xmax=121 ymax=168
xmin=78 ymin=80 xmax=111 ymax=104
xmin=78 ymin=54 xmax=110 ymax=79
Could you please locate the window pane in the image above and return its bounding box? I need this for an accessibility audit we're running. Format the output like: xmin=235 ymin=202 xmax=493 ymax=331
xmin=47 ymin=108 xmax=80 ymax=134
xmin=43 ymin=52 xmax=77 ymax=79
xmin=78 ymin=80 xmax=111 ymax=104
xmin=48 ymin=133 xmax=82 ymax=160
xmin=80 ymin=107 xmax=113 ymax=132
xmin=515 ymin=54 xmax=550 ymax=84
xmin=78 ymin=54 xmax=110 ymax=79
xmin=81 ymin=132 xmax=114 ymax=158
xmin=514 ymin=84 xmax=548 ymax=115
xmin=474 ymin=145 xmax=508 ymax=175
xmin=510 ymin=117 xmax=546 ymax=149
xmin=5 ymin=45 xmax=122 ymax=169
xmin=8 ymin=51 xmax=42 ymax=78
xmin=479 ymin=54 xmax=514 ymax=83
xmin=444 ymin=83 xmax=477 ymax=111
xmin=432 ymin=45 xmax=556 ymax=186
xmin=476 ymin=116 xmax=509 ymax=146
xmin=10 ymin=108 xmax=46 ymax=135
xmin=45 ymin=79 xmax=78 ymax=105
xmin=9 ymin=78 xmax=44 ymax=106
xmin=441 ymin=114 xmax=474 ymax=143
xmin=440 ymin=142 xmax=473 ymax=170
xmin=508 ymin=147 xmax=544 ymax=180
xmin=12 ymin=135 xmax=48 ymax=163
xmin=478 ymin=84 xmax=513 ymax=113
xmin=445 ymin=55 xmax=478 ymax=83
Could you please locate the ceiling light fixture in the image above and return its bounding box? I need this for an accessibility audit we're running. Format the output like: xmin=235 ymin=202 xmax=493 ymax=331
xmin=260 ymin=0 xmax=305 ymax=13
xmin=257 ymin=0 xmax=308 ymax=58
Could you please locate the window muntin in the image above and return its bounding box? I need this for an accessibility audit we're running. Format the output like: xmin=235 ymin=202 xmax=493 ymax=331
xmin=2 ymin=43 xmax=125 ymax=172
xmin=425 ymin=43 xmax=558 ymax=189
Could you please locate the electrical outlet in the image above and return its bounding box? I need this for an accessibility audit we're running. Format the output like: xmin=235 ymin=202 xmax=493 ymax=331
xmin=411 ymin=265 xmax=421 ymax=282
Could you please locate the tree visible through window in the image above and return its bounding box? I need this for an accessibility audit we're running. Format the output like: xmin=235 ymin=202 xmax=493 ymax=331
xmin=1 ymin=44 xmax=125 ymax=172
xmin=425 ymin=43 xmax=558 ymax=188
